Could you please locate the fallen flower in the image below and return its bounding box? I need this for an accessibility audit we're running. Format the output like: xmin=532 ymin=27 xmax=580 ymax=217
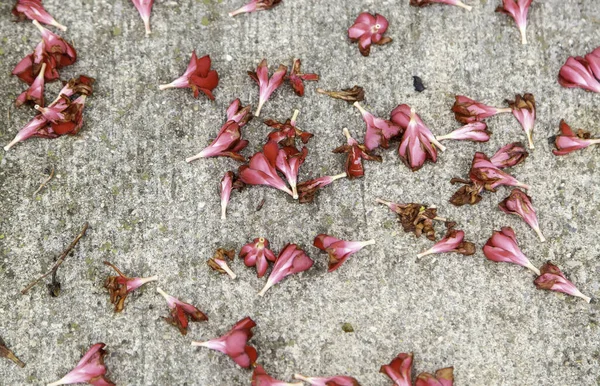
xmin=157 ymin=287 xmax=208 ymax=335
xmin=496 ymin=0 xmax=532 ymax=45
xmin=239 ymin=237 xmax=276 ymax=278
xmin=294 ymin=374 xmax=361 ymax=386
xmin=252 ymin=365 xmax=303 ymax=386
xmin=416 ymin=223 xmax=475 ymax=258
xmin=227 ymin=98 xmax=253 ymax=127
xmin=410 ymin=0 xmax=472 ymax=11
xmin=354 ymin=102 xmax=402 ymax=150
xmin=436 ymin=122 xmax=490 ymax=142
xmin=380 ymin=353 xmax=413 ymax=386
xmin=131 ymin=0 xmax=154 ymax=34
xmin=316 ymin=85 xmax=365 ymax=103
xmin=13 ymin=41 xmax=59 ymax=84
xmin=238 ymin=142 xmax=295 ymax=197
xmin=276 ymin=146 xmax=308 ymax=199
xmin=449 ymin=178 xmax=484 ymax=206
xmin=191 ymin=317 xmax=258 ymax=368
xmin=558 ymin=56 xmax=600 ymax=93
xmin=259 ymin=243 xmax=314 ymax=296
xmin=220 ymin=171 xmax=234 ymax=220
xmin=185 ymin=121 xmax=248 ymax=162
xmin=553 ymin=120 xmax=600 ymax=156
xmin=415 ymin=367 xmax=454 ymax=386
xmin=507 ymin=93 xmax=536 ymax=149
xmin=297 ymin=172 xmax=347 ymax=204
xmin=159 ymin=51 xmax=219 ymax=99
xmin=16 ymin=62 xmax=46 ymax=107
xmin=376 ymin=198 xmax=441 ymax=240
xmin=489 ymin=142 xmax=528 ymax=169
xmin=470 ymin=152 xmax=530 ymax=191
xmin=207 ymin=248 xmax=237 ymax=279
xmin=0 ymin=336 xmax=25 ymax=368
xmin=288 ymin=59 xmax=319 ymax=97
xmin=482 ymin=227 xmax=540 ymax=274
xmin=229 ymin=0 xmax=282 ymax=17
xmin=348 ymin=12 xmax=392 ymax=56
xmin=314 ymin=234 xmax=375 ymax=272
xmin=396 ymin=105 xmax=446 ymax=171
xmin=265 ymin=110 xmax=313 ymax=146
xmin=4 ymin=115 xmax=49 ymax=151
xmin=12 ymin=0 xmax=67 ymax=31
xmin=332 ymin=128 xmax=382 ymax=179
xmin=451 ymin=95 xmax=512 ymax=124
xmin=103 ymin=261 xmax=158 ymax=312
xmin=585 ymin=47 xmax=600 ymax=80
xmin=248 ymin=59 xmax=287 ymax=116
xmin=499 ymin=189 xmax=545 ymax=242
xmin=534 ymin=262 xmax=591 ymax=303
xmin=46 ymin=343 xmax=115 ymax=386
xmin=34 ymin=20 xmax=76 ymax=68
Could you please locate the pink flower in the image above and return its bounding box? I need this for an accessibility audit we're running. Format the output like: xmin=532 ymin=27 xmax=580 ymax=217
xmin=227 ymin=98 xmax=253 ymax=127
xmin=534 ymin=262 xmax=591 ymax=303
xmin=451 ymin=95 xmax=512 ymax=124
xmin=490 ymin=142 xmax=528 ymax=169
xmin=410 ymin=0 xmax=472 ymax=11
xmin=553 ymin=120 xmax=600 ymax=156
xmin=507 ymin=94 xmax=536 ymax=149
xmin=229 ymin=0 xmax=282 ymax=17
xmin=159 ymin=51 xmax=219 ymax=99
xmin=238 ymin=142 xmax=295 ymax=197
xmin=258 ymin=244 xmax=314 ymax=296
xmin=293 ymin=374 xmax=361 ymax=386
xmin=265 ymin=110 xmax=313 ymax=146
xmin=496 ymin=0 xmax=533 ymax=45
xmin=297 ymin=172 xmax=347 ymax=204
xmin=191 ymin=317 xmax=258 ymax=368
xmin=248 ymin=59 xmax=287 ymax=116
xmin=157 ymin=288 xmax=208 ymax=335
xmin=252 ymin=365 xmax=303 ymax=386
xmin=585 ymin=47 xmax=600 ymax=80
xmin=332 ymin=128 xmax=382 ymax=179
xmin=16 ymin=62 xmax=46 ymax=107
xmin=288 ymin=59 xmax=319 ymax=97
xmin=470 ymin=152 xmax=530 ymax=191
xmin=33 ymin=20 xmax=76 ymax=67
xmin=380 ymin=353 xmax=413 ymax=386
xmin=348 ymin=12 xmax=392 ymax=56
xmin=275 ymin=146 xmax=308 ymax=199
xmin=239 ymin=237 xmax=276 ymax=278
xmin=186 ymin=121 xmax=248 ymax=163
xmin=13 ymin=0 xmax=67 ymax=31
xmin=220 ymin=171 xmax=243 ymax=220
xmin=416 ymin=224 xmax=475 ymax=258
xmin=482 ymin=227 xmax=540 ymax=274
xmin=558 ymin=56 xmax=600 ymax=93
xmin=130 ymin=0 xmax=154 ymax=34
xmin=436 ymin=122 xmax=490 ymax=142
xmin=207 ymin=248 xmax=237 ymax=279
xmin=499 ymin=189 xmax=545 ymax=242
xmin=415 ymin=368 xmax=454 ymax=386
xmin=103 ymin=261 xmax=158 ymax=313
xmin=354 ymin=102 xmax=402 ymax=150
xmin=313 ymin=234 xmax=375 ymax=272
xmin=47 ymin=343 xmax=115 ymax=386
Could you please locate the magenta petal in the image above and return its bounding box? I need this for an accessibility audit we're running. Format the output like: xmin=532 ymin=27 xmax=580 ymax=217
xmin=483 ymin=227 xmax=539 ymax=274
xmin=259 ymin=244 xmax=313 ymax=296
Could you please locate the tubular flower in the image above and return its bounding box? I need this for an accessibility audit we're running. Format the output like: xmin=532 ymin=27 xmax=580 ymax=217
xmin=316 ymin=86 xmax=365 ymax=103
xmin=229 ymin=0 xmax=282 ymax=17
xmin=227 ymin=98 xmax=253 ymax=127
xmin=534 ymin=262 xmax=591 ymax=303
xmin=553 ymin=120 xmax=600 ymax=156
xmin=275 ymin=146 xmax=308 ymax=199
xmin=436 ymin=122 xmax=491 ymax=142
xmin=558 ymin=54 xmax=600 ymax=93
xmin=239 ymin=237 xmax=277 ymax=278
xmin=380 ymin=353 xmax=413 ymax=386
xmin=416 ymin=223 xmax=475 ymax=258
xmin=238 ymin=142 xmax=295 ymax=197
xmin=348 ymin=12 xmax=392 ymax=56
xmin=354 ymin=102 xmax=402 ymax=150
xmin=130 ymin=0 xmax=154 ymax=34
xmin=297 ymin=172 xmax=347 ymax=204
xmin=376 ymin=199 xmax=441 ymax=241
xmin=157 ymin=288 xmax=208 ymax=335
xmin=507 ymin=94 xmax=536 ymax=149
xmin=248 ymin=59 xmax=287 ymax=117
xmin=12 ymin=0 xmax=67 ymax=31
xmin=207 ymin=248 xmax=237 ymax=279
xmin=186 ymin=121 xmax=248 ymax=163
xmin=288 ymin=59 xmax=319 ymax=97
xmin=219 ymin=171 xmax=243 ymax=220
xmin=489 ymin=142 xmax=528 ymax=169
xmin=451 ymin=95 xmax=512 ymax=124
xmin=332 ymin=128 xmax=382 ymax=179
xmin=265 ymin=110 xmax=313 ymax=146
xmin=259 ymin=244 xmax=314 ymax=296
xmin=16 ymin=62 xmax=46 ymax=107
xmin=191 ymin=317 xmax=258 ymax=368
xmin=469 ymin=152 xmax=530 ymax=191
xmin=410 ymin=0 xmax=472 ymax=11
xmin=415 ymin=368 xmax=454 ymax=386
xmin=0 ymin=336 xmax=25 ymax=368
xmin=482 ymin=227 xmax=540 ymax=274
xmin=313 ymin=234 xmax=375 ymax=272
xmin=103 ymin=261 xmax=158 ymax=313
xmin=252 ymin=365 xmax=303 ymax=386
xmin=499 ymin=189 xmax=545 ymax=242
xmin=496 ymin=0 xmax=532 ymax=45
xmin=33 ymin=20 xmax=76 ymax=67
xmin=159 ymin=51 xmax=219 ymax=99
xmin=294 ymin=374 xmax=361 ymax=386
xmin=46 ymin=343 xmax=115 ymax=386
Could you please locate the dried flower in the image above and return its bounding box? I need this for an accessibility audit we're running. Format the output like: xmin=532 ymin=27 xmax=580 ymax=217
xmin=13 ymin=0 xmax=67 ymax=31
xmin=252 ymin=365 xmax=303 ymax=386
xmin=240 ymin=237 xmax=276 ymax=278
xmin=332 ymin=128 xmax=382 ymax=179
xmin=130 ymin=0 xmax=154 ymax=34
xmin=415 ymin=368 xmax=454 ymax=386
xmin=410 ymin=0 xmax=472 ymax=11
xmin=46 ymin=343 xmax=115 ymax=386
xmin=103 ymin=261 xmax=158 ymax=313
xmin=558 ymin=56 xmax=600 ymax=93
xmin=229 ymin=0 xmax=282 ymax=17
xmin=288 ymin=58 xmax=319 ymax=97
xmin=159 ymin=51 xmax=219 ymax=99
xmin=191 ymin=317 xmax=258 ymax=368
xmin=451 ymin=95 xmax=512 ymax=124
xmin=380 ymin=353 xmax=413 ymax=386
xmin=348 ymin=12 xmax=392 ymax=56
xmin=534 ymin=262 xmax=591 ymax=303
xmin=376 ymin=198 xmax=442 ymax=240
xmin=227 ymin=98 xmax=253 ymax=127
xmin=354 ymin=102 xmax=402 ymax=150
xmin=489 ymin=142 xmax=528 ymax=169
xmin=416 ymin=223 xmax=475 ymax=258
xmin=16 ymin=62 xmax=46 ymax=107
xmin=496 ymin=0 xmax=532 ymax=45
xmin=553 ymin=120 xmax=600 ymax=156
xmin=238 ymin=142 xmax=295 ymax=197
xmin=470 ymin=152 xmax=530 ymax=191
xmin=316 ymin=86 xmax=365 ymax=103
xmin=157 ymin=287 xmax=208 ymax=335
xmin=448 ymin=178 xmax=484 ymax=206
xmin=483 ymin=227 xmax=540 ymax=274
xmin=275 ymin=146 xmax=308 ymax=199
xmin=396 ymin=105 xmax=446 ymax=171
xmin=33 ymin=20 xmax=76 ymax=67
xmin=0 ymin=336 xmax=25 ymax=368
xmin=297 ymin=172 xmax=347 ymax=204
xmin=248 ymin=59 xmax=287 ymax=116
xmin=314 ymin=234 xmax=375 ymax=272
xmin=294 ymin=374 xmax=361 ymax=386
xmin=186 ymin=121 xmax=248 ymax=163
xmin=208 ymin=248 xmax=237 ymax=279
xmin=265 ymin=110 xmax=313 ymax=146
xmin=507 ymin=93 xmax=536 ymax=149
xmin=259 ymin=244 xmax=314 ymax=296
xmin=436 ymin=122 xmax=490 ymax=142
xmin=499 ymin=189 xmax=545 ymax=242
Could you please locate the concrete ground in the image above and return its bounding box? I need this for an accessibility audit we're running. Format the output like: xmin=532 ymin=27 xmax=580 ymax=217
xmin=1 ymin=0 xmax=599 ymax=385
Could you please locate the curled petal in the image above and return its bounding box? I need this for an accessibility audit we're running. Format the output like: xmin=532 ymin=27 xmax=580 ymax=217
xmin=252 ymin=365 xmax=303 ymax=386
xmin=482 ymin=227 xmax=540 ymax=274
xmin=397 ymin=106 xmax=446 ymax=171
xmin=436 ymin=122 xmax=490 ymax=142
xmin=288 ymin=59 xmax=319 ymax=97
xmin=250 ymin=59 xmax=287 ymax=116
xmin=33 ymin=20 xmax=76 ymax=67
xmin=469 ymin=152 xmax=530 ymax=191
xmin=499 ymin=189 xmax=545 ymax=242
xmin=534 ymin=262 xmax=591 ymax=303
xmin=259 ymin=244 xmax=313 ymax=296
xmin=207 ymin=248 xmax=237 ymax=279
xmin=16 ymin=62 xmax=46 ymax=107
xmin=558 ymin=56 xmax=600 ymax=93
xmin=159 ymin=52 xmax=219 ymax=99
xmin=103 ymin=261 xmax=158 ymax=312
xmin=46 ymin=343 xmax=114 ymax=386
xmin=415 ymin=367 xmax=454 ymax=386
xmin=13 ymin=0 xmax=67 ymax=30
xmin=314 ymin=234 xmax=375 ymax=272
xmin=507 ymin=94 xmax=536 ymax=149
xmin=376 ymin=198 xmax=441 ymax=240
xmin=354 ymin=102 xmax=402 ymax=150
xmin=239 ymin=142 xmax=294 ymax=197
xmin=186 ymin=121 xmax=247 ymax=163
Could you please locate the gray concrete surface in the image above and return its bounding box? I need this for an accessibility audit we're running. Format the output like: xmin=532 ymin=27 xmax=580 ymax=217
xmin=1 ymin=0 xmax=599 ymax=385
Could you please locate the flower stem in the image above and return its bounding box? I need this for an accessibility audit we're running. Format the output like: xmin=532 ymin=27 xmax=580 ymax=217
xmin=360 ymin=239 xmax=376 ymax=247
xmin=4 ymin=138 xmax=20 ymax=151
xmin=353 ymin=101 xmax=367 ymax=116
xmin=436 ymin=134 xmax=452 ymax=141
xmin=496 ymin=107 xmax=513 ymax=114
xmin=255 ymin=101 xmax=264 ymax=117
xmin=220 ymin=262 xmax=236 ymax=279
xmin=291 ymin=184 xmax=299 ymax=200
xmin=221 ymin=203 xmax=227 ymax=220
xmin=290 ymin=109 xmax=300 ymax=126
xmin=417 ymin=249 xmax=434 ymax=258
xmin=185 ymin=153 xmax=204 ymax=163
xmin=53 ymin=21 xmax=68 ymax=32
xmin=342 ymin=127 xmax=352 ymax=141
xmin=331 ymin=172 xmax=347 ymax=181
xmin=574 ymin=291 xmax=591 ymax=303
xmin=455 ymin=0 xmax=472 ymax=11
xmin=258 ymin=280 xmax=274 ymax=296
xmin=520 ymin=27 xmax=527 ymax=45
xmin=143 ymin=17 xmax=151 ymax=35
xmin=156 ymin=287 xmax=170 ymax=301
xmin=525 ymin=261 xmax=541 ymax=276
xmin=293 ymin=374 xmax=310 ymax=382
xmin=534 ymin=227 xmax=545 ymax=242
xmin=158 ymin=83 xmax=175 ymax=90
xmin=526 ymin=131 xmax=535 ymax=149
xmin=433 ymin=216 xmax=447 ymax=222
xmin=375 ymin=197 xmax=392 ymax=207
xmin=431 ymin=137 xmax=447 ymax=152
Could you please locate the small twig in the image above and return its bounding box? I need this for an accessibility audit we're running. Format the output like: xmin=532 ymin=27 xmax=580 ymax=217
xmin=32 ymin=165 xmax=55 ymax=196
xmin=256 ymin=198 xmax=265 ymax=211
xmin=21 ymin=222 xmax=89 ymax=295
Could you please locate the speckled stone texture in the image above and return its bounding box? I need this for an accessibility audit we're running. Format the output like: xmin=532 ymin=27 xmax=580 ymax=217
xmin=1 ymin=0 xmax=599 ymax=385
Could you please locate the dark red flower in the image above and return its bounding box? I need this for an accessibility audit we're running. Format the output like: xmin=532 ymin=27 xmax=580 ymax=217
xmin=159 ymin=51 xmax=219 ymax=99
xmin=416 ymin=223 xmax=475 ymax=258
xmin=248 ymin=59 xmax=287 ymax=116
xmin=265 ymin=110 xmax=313 ymax=146
xmin=131 ymin=0 xmax=154 ymax=34
xmin=259 ymin=244 xmax=314 ymax=296
xmin=297 ymin=172 xmax=347 ymax=204
xmin=157 ymin=288 xmax=208 ymax=335
xmin=553 ymin=120 xmax=600 ymax=156
xmin=354 ymin=102 xmax=402 ymax=150
xmin=47 ymin=343 xmax=115 ymax=386
xmin=12 ymin=41 xmax=59 ymax=85
xmin=451 ymin=95 xmax=512 ymax=124
xmin=558 ymin=55 xmax=600 ymax=93
xmin=288 ymin=59 xmax=319 ymax=97
xmin=15 ymin=62 xmax=46 ymax=107
xmin=186 ymin=121 xmax=248 ymax=163
xmin=496 ymin=0 xmax=532 ymax=44
xmin=316 ymin=86 xmax=365 ymax=103
xmin=410 ymin=0 xmax=472 ymax=11
xmin=499 ymin=189 xmax=545 ymax=242
xmin=239 ymin=237 xmax=276 ymax=278
xmin=332 ymin=128 xmax=382 ymax=179
xmin=376 ymin=198 xmax=442 ymax=241
xmin=534 ymin=262 xmax=591 ymax=303
xmin=482 ymin=227 xmax=540 ymax=274
xmin=348 ymin=13 xmax=392 ymax=56
xmin=380 ymin=353 xmax=413 ymax=386
xmin=314 ymin=234 xmax=375 ymax=272
xmin=252 ymin=365 xmax=303 ymax=386
xmin=238 ymin=142 xmax=295 ymax=197
xmin=229 ymin=0 xmax=282 ymax=17
xmin=294 ymin=374 xmax=361 ymax=386
xmin=415 ymin=367 xmax=454 ymax=386
xmin=489 ymin=142 xmax=528 ymax=169
xmin=507 ymin=94 xmax=536 ymax=149
xmin=13 ymin=0 xmax=67 ymax=31
xmin=207 ymin=248 xmax=237 ymax=279
xmin=436 ymin=122 xmax=490 ymax=142
xmin=103 ymin=261 xmax=158 ymax=313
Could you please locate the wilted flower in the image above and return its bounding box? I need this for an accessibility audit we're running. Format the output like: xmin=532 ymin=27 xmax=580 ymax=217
xmin=553 ymin=120 xmax=600 ymax=156
xmin=297 ymin=172 xmax=347 ymax=204
xmin=314 ymin=234 xmax=375 ymax=272
xmin=288 ymin=59 xmax=319 ymax=97
xmin=130 ymin=0 xmax=154 ymax=34
xmin=316 ymin=86 xmax=365 ymax=103
xmin=12 ymin=41 xmax=56 ymax=84
xmin=348 ymin=12 xmax=392 ymax=56
xmin=449 ymin=178 xmax=484 ymax=206
xmin=470 ymin=152 xmax=530 ymax=191
xmin=436 ymin=122 xmax=491 ymax=142
xmin=275 ymin=146 xmax=308 ymax=199
xmin=558 ymin=56 xmax=600 ymax=93
xmin=534 ymin=262 xmax=591 ymax=303
xmin=159 ymin=51 xmax=219 ymax=99
xmin=229 ymin=0 xmax=282 ymax=17
xmin=13 ymin=0 xmax=67 ymax=31
xmin=157 ymin=287 xmax=208 ymax=335
xmin=294 ymin=374 xmax=361 ymax=386
xmin=191 ymin=317 xmax=258 ymax=368
xmin=46 ymin=343 xmax=115 ymax=386
xmin=265 ymin=110 xmax=313 ymax=146
xmin=208 ymin=248 xmax=237 ymax=279
xmin=227 ymin=98 xmax=253 ymax=127
xmin=186 ymin=121 xmax=248 ymax=163
xmin=252 ymin=365 xmax=303 ymax=386
xmin=238 ymin=142 xmax=295 ymax=197
xmin=0 ymin=336 xmax=25 ymax=368
xmin=103 ymin=261 xmax=158 ymax=313
xmin=489 ymin=142 xmax=528 ymax=169
xmin=16 ymin=62 xmax=46 ymax=107
xmin=499 ymin=189 xmax=545 ymax=242
xmin=451 ymin=95 xmax=512 ymax=124
xmin=376 ymin=198 xmax=442 ymax=240
xmin=585 ymin=47 xmax=600 ymax=80
xmin=415 ymin=367 xmax=454 ymax=386
xmin=380 ymin=353 xmax=413 ymax=386
xmin=248 ymin=59 xmax=287 ymax=116
xmin=507 ymin=94 xmax=536 ymax=149
xmin=416 ymin=223 xmax=475 ymax=258
xmin=332 ymin=128 xmax=382 ymax=179
xmin=410 ymin=0 xmax=472 ymax=11
xmin=239 ymin=237 xmax=276 ymax=278
xmin=483 ymin=227 xmax=540 ymax=274
xmin=259 ymin=244 xmax=314 ymax=296
xmin=33 ymin=20 xmax=76 ymax=68
xmin=496 ymin=0 xmax=532 ymax=44
xmin=354 ymin=102 xmax=402 ymax=150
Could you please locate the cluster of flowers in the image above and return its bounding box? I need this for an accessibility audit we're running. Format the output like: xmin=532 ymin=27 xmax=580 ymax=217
xmin=558 ymin=46 xmax=600 ymax=93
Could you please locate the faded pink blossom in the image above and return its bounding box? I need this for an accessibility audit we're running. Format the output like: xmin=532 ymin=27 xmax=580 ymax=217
xmin=470 ymin=152 xmax=530 ymax=191
xmin=275 ymin=146 xmax=308 ymax=199
xmin=252 ymin=365 xmax=303 ymax=386
xmin=294 ymin=374 xmax=361 ymax=386
xmin=259 ymin=244 xmax=314 ymax=296
xmin=348 ymin=12 xmax=392 ymax=56
xmin=186 ymin=121 xmax=248 ymax=163
xmin=33 ymin=20 xmax=76 ymax=67
xmin=499 ymin=189 xmax=545 ymax=242
xmin=297 ymin=172 xmax=347 ymax=204
xmin=380 ymin=353 xmax=413 ymax=386
xmin=46 ymin=343 xmax=115 ymax=386
xmin=496 ymin=0 xmax=532 ymax=44
xmin=332 ymin=128 xmax=382 ymax=179
xmin=558 ymin=56 xmax=600 ymax=93
xmin=13 ymin=0 xmax=67 ymax=31
xmin=229 ymin=0 xmax=282 ymax=17
xmin=534 ymin=262 xmax=591 ymax=303
xmin=239 ymin=237 xmax=276 ymax=278
xmin=490 ymin=142 xmax=528 ymax=169
xmin=553 ymin=120 xmax=600 ymax=156
xmin=156 ymin=287 xmax=208 ymax=335
xmin=483 ymin=227 xmax=540 ymax=274
xmin=288 ymin=59 xmax=319 ymax=97
xmin=159 ymin=52 xmax=219 ymax=99
xmin=410 ymin=0 xmax=472 ymax=11
xmin=415 ymin=368 xmax=454 ymax=386
xmin=451 ymin=95 xmax=512 ymax=124
xmin=16 ymin=62 xmax=46 ymax=107
xmin=131 ymin=0 xmax=154 ymax=34
xmin=313 ymin=234 xmax=375 ymax=272
xmin=354 ymin=102 xmax=402 ymax=150
xmin=416 ymin=225 xmax=475 ymax=258
xmin=436 ymin=122 xmax=490 ymax=142
xmin=238 ymin=142 xmax=295 ymax=197
xmin=507 ymin=94 xmax=536 ymax=149
xmin=248 ymin=59 xmax=287 ymax=117
xmin=220 ymin=171 xmax=234 ymax=220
